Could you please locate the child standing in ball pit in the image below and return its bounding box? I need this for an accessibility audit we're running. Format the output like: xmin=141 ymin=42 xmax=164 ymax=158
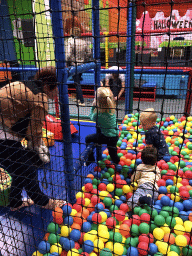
xmin=85 ymin=87 xmax=120 ymax=165
xmin=127 ymin=146 xmax=161 ymax=209
xmin=140 ymin=108 xmax=169 ymax=161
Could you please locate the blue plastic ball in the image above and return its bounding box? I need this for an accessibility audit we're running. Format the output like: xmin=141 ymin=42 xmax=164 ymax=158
xmin=103 ymin=208 xmax=111 ymax=218
xmin=59 ymin=237 xmax=68 ymax=248
xmin=161 ymin=196 xmax=170 ymax=206
xmin=127 ymin=246 xmax=139 ymax=256
xmin=102 ymin=154 xmax=107 ymax=159
xmin=126 ymin=178 xmax=131 ymax=185
xmin=174 ymin=202 xmax=184 ymax=212
xmin=38 ymin=241 xmax=50 ymax=254
xmin=183 ymin=200 xmax=192 ymax=211
xmin=120 ymin=195 xmax=126 ymax=202
xmin=164 ymin=121 xmax=168 ymax=127
xmin=62 ymin=205 xmax=72 ymax=216
xmin=82 ymin=222 xmax=92 ymax=233
xmin=62 ymin=238 xmax=75 ymax=251
xmin=84 ymin=178 xmax=93 ymax=184
xmin=63 ymin=216 xmax=73 ymax=226
xmin=87 ymin=214 xmax=93 ymax=223
xmin=189 ymin=180 xmax=192 ymax=186
xmin=50 ymin=253 xmax=59 ymax=256
xmin=153 ymin=205 xmax=162 ymax=213
xmin=95 ymin=203 xmax=105 ymax=213
xmin=102 ymin=179 xmax=109 ymax=185
xmin=116 ymin=164 xmax=122 ymax=173
xmin=82 ymin=240 xmax=94 ymax=254
xmin=136 ymin=159 xmax=142 ymax=165
xmin=94 ymin=172 xmax=101 ymax=179
xmin=159 ymin=186 xmax=167 ymax=194
xmin=179 ymin=211 xmax=189 ymax=221
xmin=155 ymin=200 xmax=162 ymax=207
xmin=120 ymin=174 xmax=125 ymax=180
xmin=149 ymin=243 xmax=158 ymax=255
xmin=69 ymin=229 xmax=81 ymax=241
xmin=115 ymin=199 xmax=123 ymax=208
xmin=166 ymin=179 xmax=174 ymax=186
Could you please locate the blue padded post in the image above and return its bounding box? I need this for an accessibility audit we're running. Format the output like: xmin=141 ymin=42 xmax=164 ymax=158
xmin=50 ymin=0 xmax=76 ymax=203
xmin=125 ymin=2 xmax=133 ymax=114
xmin=68 ymin=62 xmax=96 ymax=77
xmin=92 ymin=0 xmax=101 ymax=91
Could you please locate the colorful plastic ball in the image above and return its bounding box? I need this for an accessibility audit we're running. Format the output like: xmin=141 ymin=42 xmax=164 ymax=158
xmin=153 ymin=228 xmax=164 ymax=240
xmin=175 ymin=235 xmax=187 ymax=247
xmin=100 ymin=248 xmax=112 ymax=256
xmin=38 ymin=241 xmax=51 ymax=254
xmin=82 ymin=240 xmax=94 ymax=254
xmin=130 ymin=224 xmax=139 ymax=237
xmin=93 ymin=239 xmax=104 ymax=253
xmin=139 ymin=223 xmax=149 ymax=234
xmin=47 ymin=223 xmax=59 ymax=234
xmin=119 ymin=224 xmax=130 ymax=237
xmin=156 ymin=241 xmax=170 ymax=255
xmin=62 ymin=205 xmax=72 ymax=216
xmin=174 ymin=224 xmax=185 ymax=235
xmin=167 ymin=252 xmax=179 ymax=256
xmin=127 ymin=247 xmax=139 ymax=256
xmin=113 ymin=242 xmax=124 ymax=255
xmin=159 ymin=186 xmax=167 ymax=194
xmin=50 ymin=244 xmax=62 ymax=255
xmin=67 ymin=249 xmax=80 ymax=256
xmin=182 ymin=245 xmax=192 ymax=256
xmin=183 ymin=200 xmax=192 ymax=211
xmin=154 ymin=215 xmax=165 ymax=226
xmin=138 ymin=242 xmax=149 ymax=256
xmin=48 ymin=234 xmax=60 ymax=245
xmin=149 ymin=243 xmax=158 ymax=255
xmin=113 ymin=210 xmax=125 ymax=221
xmin=69 ymin=229 xmax=81 ymax=241
xmin=179 ymin=211 xmax=189 ymax=221
xmin=63 ymin=239 xmax=75 ymax=251
xmin=81 ymin=222 xmax=91 ymax=233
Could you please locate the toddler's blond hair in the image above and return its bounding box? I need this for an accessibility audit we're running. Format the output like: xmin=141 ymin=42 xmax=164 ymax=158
xmin=95 ymin=87 xmax=116 ymax=114
xmin=140 ymin=108 xmax=157 ymax=123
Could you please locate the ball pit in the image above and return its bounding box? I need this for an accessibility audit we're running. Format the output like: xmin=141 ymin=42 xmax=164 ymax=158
xmin=33 ymin=114 xmax=192 ymax=256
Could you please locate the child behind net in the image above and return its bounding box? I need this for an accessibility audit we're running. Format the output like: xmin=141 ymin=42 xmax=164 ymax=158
xmin=127 ymin=146 xmax=161 ymax=210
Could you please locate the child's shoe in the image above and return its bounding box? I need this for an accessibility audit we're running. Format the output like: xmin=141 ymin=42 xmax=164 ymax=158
xmin=139 ymin=195 xmax=152 ymax=206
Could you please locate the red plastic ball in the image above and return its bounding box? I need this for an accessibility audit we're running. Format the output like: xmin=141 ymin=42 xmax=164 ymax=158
xmin=140 ymin=213 xmax=150 ymax=223
xmin=181 ymin=179 xmax=189 ymax=186
xmin=94 ymin=166 xmax=101 ymax=172
xmin=120 ymin=203 xmax=129 ymax=213
xmin=131 ymin=215 xmax=141 ymax=226
xmin=180 ymin=190 xmax=190 ymax=200
xmin=73 ymin=203 xmax=82 ymax=212
xmin=138 ymin=242 xmax=149 ymax=255
xmin=161 ymin=163 xmax=169 ymax=170
xmin=113 ymin=174 xmax=121 ymax=181
xmin=184 ymin=171 xmax=192 ymax=179
xmin=139 ymin=233 xmax=154 ymax=244
xmin=75 ymin=242 xmax=80 ymax=250
xmin=126 ymin=192 xmax=133 ymax=200
xmin=125 ymin=153 xmax=133 ymax=159
xmin=113 ymin=210 xmax=125 ymax=221
xmin=91 ymin=195 xmax=100 ymax=206
xmin=76 ymin=198 xmax=85 ymax=205
xmin=157 ymin=179 xmax=166 ymax=187
xmin=98 ymin=183 xmax=107 ymax=191
xmin=85 ymin=183 xmax=93 ymax=192
xmin=92 ymin=213 xmax=102 ymax=224
xmin=106 ymin=217 xmax=116 ymax=229
xmin=91 ymin=189 xmax=99 ymax=195
xmin=84 ymin=192 xmax=92 ymax=199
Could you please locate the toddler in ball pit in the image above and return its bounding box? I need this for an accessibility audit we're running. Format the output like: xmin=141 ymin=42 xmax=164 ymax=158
xmin=140 ymin=108 xmax=169 ymax=161
xmin=127 ymin=146 xmax=161 ymax=210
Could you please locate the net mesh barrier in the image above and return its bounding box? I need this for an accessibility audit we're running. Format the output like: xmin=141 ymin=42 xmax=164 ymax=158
xmin=0 ymin=0 xmax=191 ymax=255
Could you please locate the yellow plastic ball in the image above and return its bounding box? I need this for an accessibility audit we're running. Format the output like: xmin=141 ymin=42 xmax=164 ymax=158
xmin=105 ymin=242 xmax=114 ymax=251
xmin=114 ymin=225 xmax=120 ymax=233
xmin=175 ymin=181 xmax=182 ymax=188
xmin=99 ymin=191 xmax=109 ymax=200
xmin=32 ymin=252 xmax=43 ymax=256
xmin=184 ymin=220 xmax=192 ymax=232
xmin=168 ymin=130 xmax=174 ymax=136
xmin=82 ymin=186 xmax=86 ymax=192
xmin=122 ymin=185 xmax=131 ymax=194
xmin=166 ymin=137 xmax=171 ymax=143
xmin=167 ymin=251 xmax=179 ymax=256
xmin=70 ymin=209 xmax=77 ymax=217
xmin=175 ymin=235 xmax=187 ymax=247
xmin=84 ymin=230 xmax=98 ymax=242
xmin=90 ymin=253 xmax=97 ymax=256
xmin=156 ymin=241 xmax=170 ymax=255
xmin=84 ymin=198 xmax=91 ymax=207
xmin=161 ymin=224 xmax=170 ymax=234
xmin=98 ymin=229 xmax=109 ymax=242
xmin=153 ymin=228 xmax=164 ymax=240
xmin=93 ymin=239 xmax=104 ymax=253
xmin=174 ymin=224 xmax=185 ymax=235
xmin=107 ymin=184 xmax=114 ymax=192
xmin=76 ymin=192 xmax=84 ymax=199
xmin=113 ymin=243 xmax=124 ymax=255
xmin=188 ymin=116 xmax=192 ymax=121
xmin=167 ymin=185 xmax=172 ymax=193
xmin=171 ymin=193 xmax=180 ymax=202
xmin=67 ymin=249 xmax=80 ymax=256
xmin=170 ymin=115 xmax=175 ymax=120
xmin=61 ymin=225 xmax=71 ymax=237
xmin=50 ymin=244 xmax=62 ymax=255
xmin=99 ymin=212 xmax=108 ymax=223
xmin=175 ymin=217 xmax=183 ymax=226
xmin=98 ymin=224 xmax=108 ymax=232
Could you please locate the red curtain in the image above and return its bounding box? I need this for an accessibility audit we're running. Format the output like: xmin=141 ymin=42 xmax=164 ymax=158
xmin=136 ymin=0 xmax=191 ymax=19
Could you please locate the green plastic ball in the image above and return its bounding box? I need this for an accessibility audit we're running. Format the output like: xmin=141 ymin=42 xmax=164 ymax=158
xmin=139 ymin=223 xmax=149 ymax=234
xmin=113 ymin=232 xmax=123 ymax=243
xmin=182 ymin=245 xmax=192 ymax=256
xmin=103 ymin=197 xmax=112 ymax=207
xmin=115 ymin=188 xmax=123 ymax=196
xmin=47 ymin=222 xmax=58 ymax=234
xmin=125 ymin=237 xmax=139 ymax=248
xmin=109 ymin=205 xmax=118 ymax=212
xmin=154 ymin=215 xmax=165 ymax=226
xmin=134 ymin=206 xmax=141 ymax=215
xmin=170 ymin=186 xmax=179 ymax=194
xmin=139 ymin=209 xmax=148 ymax=216
xmin=159 ymin=210 xmax=169 ymax=219
xmin=180 ymin=160 xmax=186 ymax=168
xmin=100 ymin=248 xmax=113 ymax=256
xmin=108 ymin=168 xmax=115 ymax=176
xmin=103 ymin=172 xmax=110 ymax=179
xmin=48 ymin=233 xmax=60 ymax=244
xmin=166 ymin=216 xmax=176 ymax=228
xmin=130 ymin=224 xmax=139 ymax=237
xmin=170 ymin=245 xmax=181 ymax=255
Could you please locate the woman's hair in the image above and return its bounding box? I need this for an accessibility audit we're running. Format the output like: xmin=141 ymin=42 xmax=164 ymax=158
xmin=95 ymin=87 xmax=116 ymax=114
xmin=34 ymin=66 xmax=57 ymax=90
xmin=141 ymin=146 xmax=157 ymax=165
